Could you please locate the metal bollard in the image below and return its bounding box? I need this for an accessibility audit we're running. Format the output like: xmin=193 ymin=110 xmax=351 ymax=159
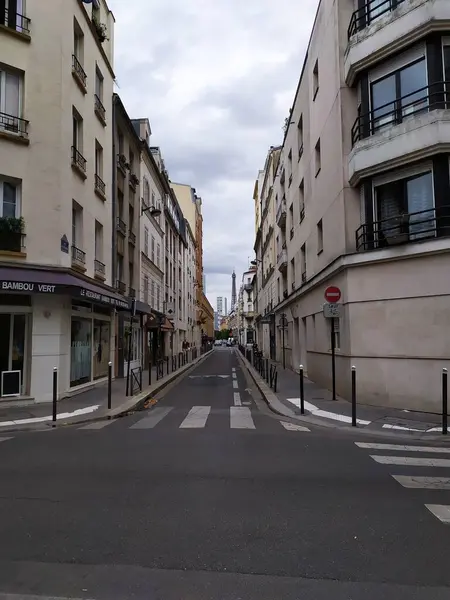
xmin=265 ymin=358 xmax=269 ymax=383
xmin=443 ymin=368 xmax=448 ymax=435
xmin=299 ymin=365 xmax=305 ymax=415
xmin=52 ymin=367 xmax=58 ymax=427
xmin=166 ymin=356 xmax=169 ymax=375
xmin=108 ymin=361 xmax=112 ymax=411
xmin=149 ymin=358 xmax=152 ymax=386
xmin=273 ymin=369 xmax=278 ymax=393
xmin=351 ymin=366 xmax=356 ymax=427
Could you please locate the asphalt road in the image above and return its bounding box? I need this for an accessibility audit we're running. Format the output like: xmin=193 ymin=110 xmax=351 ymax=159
xmin=1 ymin=348 xmax=450 ymax=599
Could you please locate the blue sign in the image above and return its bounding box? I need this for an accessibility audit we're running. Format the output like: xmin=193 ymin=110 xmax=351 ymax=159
xmin=60 ymin=235 xmax=69 ymax=253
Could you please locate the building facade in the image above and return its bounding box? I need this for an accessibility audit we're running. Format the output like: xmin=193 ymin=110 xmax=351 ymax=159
xmin=253 ymin=0 xmax=450 ymax=412
xmin=0 ymin=0 xmax=129 ymax=403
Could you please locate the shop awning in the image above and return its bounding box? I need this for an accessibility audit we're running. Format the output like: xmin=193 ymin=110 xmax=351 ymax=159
xmin=160 ymin=317 xmax=174 ymax=331
xmin=0 ymin=266 xmax=129 ymax=310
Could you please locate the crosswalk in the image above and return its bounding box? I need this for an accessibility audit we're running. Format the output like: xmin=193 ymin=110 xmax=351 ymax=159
xmin=355 ymin=441 xmax=450 ymax=525
xmin=0 ymin=409 xmax=311 ymax=436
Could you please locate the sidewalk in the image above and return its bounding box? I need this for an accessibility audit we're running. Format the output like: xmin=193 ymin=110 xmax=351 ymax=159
xmin=0 ymin=351 xmax=213 ymax=433
xmin=237 ymin=351 xmax=446 ymax=439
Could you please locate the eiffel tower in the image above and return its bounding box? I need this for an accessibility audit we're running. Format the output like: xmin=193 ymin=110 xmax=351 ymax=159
xmin=231 ymin=270 xmax=236 ymax=311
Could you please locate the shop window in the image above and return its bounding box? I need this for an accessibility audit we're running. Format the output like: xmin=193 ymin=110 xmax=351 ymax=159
xmin=93 ymin=319 xmax=110 ymax=379
xmin=70 ymin=317 xmax=91 ymax=386
xmin=0 ymin=313 xmax=27 ymax=397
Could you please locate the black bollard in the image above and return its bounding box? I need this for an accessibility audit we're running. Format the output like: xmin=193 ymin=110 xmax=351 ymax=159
xmin=351 ymin=366 xmax=357 ymax=427
xmin=299 ymin=364 xmax=305 ymax=415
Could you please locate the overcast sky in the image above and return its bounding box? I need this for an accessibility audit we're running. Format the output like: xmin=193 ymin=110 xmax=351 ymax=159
xmin=108 ymin=0 xmax=319 ymax=313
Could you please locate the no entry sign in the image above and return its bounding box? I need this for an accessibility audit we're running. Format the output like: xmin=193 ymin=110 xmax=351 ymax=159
xmin=324 ymin=285 xmax=341 ymax=303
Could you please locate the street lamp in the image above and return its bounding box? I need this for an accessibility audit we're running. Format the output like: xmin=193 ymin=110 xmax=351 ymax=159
xmin=142 ymin=204 xmax=162 ymax=218
xmin=250 ymin=258 xmax=262 ymax=266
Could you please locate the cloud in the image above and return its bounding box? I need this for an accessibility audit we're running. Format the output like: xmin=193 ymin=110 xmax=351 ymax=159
xmin=108 ymin=0 xmax=319 ymax=314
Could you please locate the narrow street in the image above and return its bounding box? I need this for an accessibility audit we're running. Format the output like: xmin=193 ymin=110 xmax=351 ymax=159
xmin=0 ymin=349 xmax=450 ymax=599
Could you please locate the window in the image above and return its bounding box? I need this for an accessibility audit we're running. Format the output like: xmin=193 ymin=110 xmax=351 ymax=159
xmin=73 ymin=19 xmax=84 ymax=62
xmin=144 ymin=226 xmax=149 ymax=256
xmin=0 ymin=178 xmax=20 ymax=217
xmin=118 ymin=189 xmax=124 ymax=219
xmin=129 ymin=150 xmax=134 ymax=173
xmin=94 ymin=221 xmax=103 ymax=260
xmin=370 ymin=58 xmax=427 ymax=134
xmin=116 ymin=254 xmax=123 ymax=282
xmin=129 ymin=262 xmax=134 ymax=289
xmin=156 ymin=284 xmax=160 ymax=310
xmin=315 ymin=139 xmax=321 ymax=176
xmin=72 ymin=200 xmax=83 ymax=248
xmin=157 ymin=243 xmax=161 ymax=268
xmin=151 ymin=280 xmax=155 ymax=306
xmin=301 ymin=243 xmax=306 ymax=281
xmin=143 ymin=178 xmax=150 ymax=206
xmin=297 ymin=115 xmax=303 ymax=158
xmin=299 ymin=179 xmax=305 ymax=222
xmin=143 ymin=276 xmax=149 ymax=303
xmin=72 ymin=107 xmax=83 ymax=152
xmin=151 ymin=235 xmax=155 ymax=263
xmin=95 ymin=66 xmax=103 ymax=102
xmin=313 ymin=60 xmax=319 ymax=100
xmin=0 ymin=67 xmax=22 ymax=126
xmin=118 ymin=130 xmax=124 ymax=155
xmin=95 ymin=140 xmax=103 ymax=177
xmin=317 ymin=219 xmax=323 ymax=253
xmin=374 ymin=170 xmax=434 ymax=245
xmin=444 ymin=44 xmax=450 ymax=83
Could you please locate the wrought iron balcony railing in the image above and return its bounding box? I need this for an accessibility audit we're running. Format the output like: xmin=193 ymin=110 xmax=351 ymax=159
xmin=71 ymin=146 xmax=87 ymax=173
xmin=116 ymin=280 xmax=126 ymax=295
xmin=0 ymin=111 xmax=28 ymax=137
xmin=0 ymin=230 xmax=25 ymax=252
xmin=94 ymin=94 xmax=106 ymax=123
xmin=348 ymin=0 xmax=406 ymax=39
xmin=95 ymin=174 xmax=106 ymax=196
xmin=72 ymin=54 xmax=87 ymax=88
xmin=71 ymin=245 xmax=86 ymax=264
xmin=94 ymin=259 xmax=106 ymax=275
xmin=355 ymin=206 xmax=450 ymax=252
xmin=351 ymin=82 xmax=450 ymax=146
xmin=128 ymin=230 xmax=136 ymax=245
xmin=116 ymin=217 xmax=126 ymax=236
xmin=3 ymin=8 xmax=30 ymax=34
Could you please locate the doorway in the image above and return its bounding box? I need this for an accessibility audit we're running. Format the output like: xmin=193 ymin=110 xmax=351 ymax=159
xmin=0 ymin=313 xmax=27 ymax=397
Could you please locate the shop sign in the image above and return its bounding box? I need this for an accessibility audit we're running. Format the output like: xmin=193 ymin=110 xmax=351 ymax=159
xmin=1 ymin=281 xmax=58 ymax=293
xmin=79 ymin=288 xmax=128 ymax=309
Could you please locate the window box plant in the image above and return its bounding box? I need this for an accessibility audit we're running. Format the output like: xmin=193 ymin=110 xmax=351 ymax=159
xmin=0 ymin=216 xmax=25 ymax=252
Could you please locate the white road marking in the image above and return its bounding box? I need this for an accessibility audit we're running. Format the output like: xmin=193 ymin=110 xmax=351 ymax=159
xmin=392 ymin=475 xmax=450 ymax=489
xmin=188 ymin=375 xmax=230 ymax=379
xmin=382 ymin=424 xmax=423 ymax=432
xmin=425 ymin=504 xmax=450 ymax=524
xmin=0 ymin=405 xmax=100 ymax=427
xmin=356 ymin=442 xmax=450 ymax=453
xmin=179 ymin=406 xmax=210 ymax=428
xmin=370 ymin=455 xmax=450 ymax=467
xmin=0 ymin=437 xmax=13 ymax=443
xmin=287 ymin=398 xmax=371 ymax=425
xmin=232 ymin=372 xmax=237 ymax=379
xmin=280 ymin=421 xmax=310 ymax=432
xmin=130 ymin=407 xmax=173 ymax=429
xmin=80 ymin=420 xmax=115 ymax=430
xmin=230 ymin=406 xmax=255 ymax=429
xmin=233 ymin=379 xmax=238 ymax=389
xmin=232 ymin=368 xmax=236 ymax=372
xmin=233 ymin=392 xmax=242 ymax=406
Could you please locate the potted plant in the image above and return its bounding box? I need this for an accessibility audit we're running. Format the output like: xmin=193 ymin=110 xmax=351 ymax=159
xmin=92 ymin=17 xmax=108 ymax=43
xmin=0 ymin=216 xmax=24 ymax=252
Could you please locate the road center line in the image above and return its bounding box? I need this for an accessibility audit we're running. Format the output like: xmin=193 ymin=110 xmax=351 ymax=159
xmin=230 ymin=406 xmax=255 ymax=429
xmin=233 ymin=392 xmax=242 ymax=406
xmin=233 ymin=379 xmax=238 ymax=389
xmin=232 ymin=372 xmax=237 ymax=379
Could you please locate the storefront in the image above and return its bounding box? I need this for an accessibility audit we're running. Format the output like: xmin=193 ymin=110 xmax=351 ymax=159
xmin=0 ymin=266 xmax=128 ymax=402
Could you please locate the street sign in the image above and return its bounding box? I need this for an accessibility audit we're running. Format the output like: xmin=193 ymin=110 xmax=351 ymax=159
xmin=323 ymin=303 xmax=341 ymax=318
xmin=324 ymin=285 xmax=341 ymax=303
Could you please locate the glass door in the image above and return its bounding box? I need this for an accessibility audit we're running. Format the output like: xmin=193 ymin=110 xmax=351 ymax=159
xmin=0 ymin=313 xmax=26 ymax=397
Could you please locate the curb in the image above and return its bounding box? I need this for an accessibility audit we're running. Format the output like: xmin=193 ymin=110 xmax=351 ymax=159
xmin=236 ymin=351 xmax=450 ymax=443
xmin=1 ymin=350 xmax=214 ymax=434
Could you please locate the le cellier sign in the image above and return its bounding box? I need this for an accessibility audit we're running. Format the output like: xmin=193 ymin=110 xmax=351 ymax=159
xmin=0 ymin=280 xmax=129 ymax=309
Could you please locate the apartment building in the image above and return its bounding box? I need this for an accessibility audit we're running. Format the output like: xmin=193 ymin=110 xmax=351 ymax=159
xmin=0 ymin=0 xmax=127 ymax=403
xmin=185 ymin=220 xmax=198 ymax=345
xmin=253 ymin=0 xmax=450 ymax=412
xmin=253 ymin=146 xmax=281 ymax=360
xmin=238 ymin=268 xmax=256 ymax=346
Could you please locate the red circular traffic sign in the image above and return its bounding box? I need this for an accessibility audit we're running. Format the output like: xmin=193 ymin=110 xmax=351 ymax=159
xmin=324 ymin=285 xmax=341 ymax=303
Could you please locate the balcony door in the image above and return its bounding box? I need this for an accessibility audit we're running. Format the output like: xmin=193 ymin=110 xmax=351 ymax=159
xmin=371 ymin=58 xmax=427 ymax=134
xmin=374 ymin=171 xmax=434 ymax=246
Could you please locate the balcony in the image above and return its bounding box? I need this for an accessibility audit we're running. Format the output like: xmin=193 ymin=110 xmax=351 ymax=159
xmin=2 ymin=7 xmax=31 ymax=38
xmin=128 ymin=230 xmax=136 ymax=246
xmin=116 ymin=280 xmax=126 ymax=295
xmin=129 ymin=173 xmax=139 ymax=192
xmin=94 ymin=174 xmax=106 ymax=200
xmin=94 ymin=259 xmax=106 ymax=280
xmin=0 ymin=111 xmax=29 ymax=142
xmin=276 ymin=198 xmax=287 ymax=228
xmin=277 ymin=248 xmax=288 ymax=273
xmin=0 ymin=224 xmax=25 ymax=254
xmin=71 ymin=146 xmax=87 ymax=179
xmin=290 ymin=227 xmax=294 ymax=240
xmin=302 ymin=271 xmax=307 ymax=283
xmin=349 ymin=83 xmax=450 ymax=185
xmin=243 ymin=283 xmax=253 ymax=292
xmin=129 ymin=287 xmax=136 ymax=299
xmin=72 ymin=55 xmax=87 ymax=93
xmin=71 ymin=245 xmax=86 ymax=271
xmin=117 ymin=154 xmax=128 ymax=176
xmin=345 ymin=0 xmax=446 ymax=85
xmin=116 ymin=217 xmax=126 ymax=236
xmin=356 ymin=206 xmax=449 ymax=252
xmin=300 ymin=205 xmax=305 ymax=224
xmin=94 ymin=94 xmax=106 ymax=125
